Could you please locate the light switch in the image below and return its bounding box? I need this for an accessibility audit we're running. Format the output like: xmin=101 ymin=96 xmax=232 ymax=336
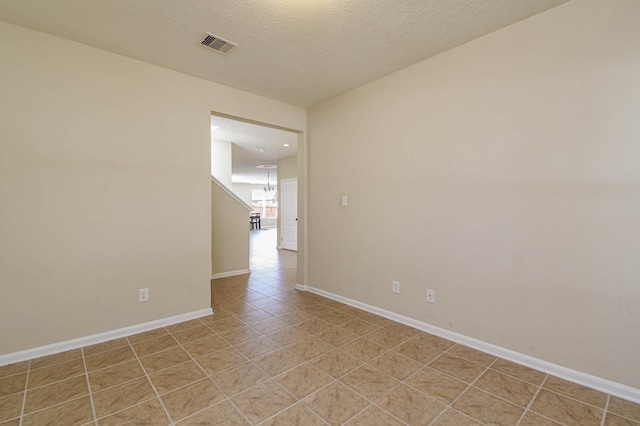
xmin=341 ymin=195 xmax=348 ymax=206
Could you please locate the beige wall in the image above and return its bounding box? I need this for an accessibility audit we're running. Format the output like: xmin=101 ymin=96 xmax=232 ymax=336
xmin=210 ymin=139 xmax=233 ymax=188
xmin=307 ymin=0 xmax=640 ymax=388
xmin=277 ymin=155 xmax=298 ymax=247
xmin=230 ymin=183 xmax=256 ymax=207
xmin=0 ymin=21 xmax=305 ymax=355
xmin=211 ymin=182 xmax=250 ymax=275
xmin=278 ymin=156 xmax=298 ymax=182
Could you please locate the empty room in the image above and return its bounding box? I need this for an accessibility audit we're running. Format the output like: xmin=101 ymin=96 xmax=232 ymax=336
xmin=1 ymin=0 xmax=639 ymax=425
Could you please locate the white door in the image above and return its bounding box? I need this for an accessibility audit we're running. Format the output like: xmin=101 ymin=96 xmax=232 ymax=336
xmin=281 ymin=178 xmax=297 ymax=251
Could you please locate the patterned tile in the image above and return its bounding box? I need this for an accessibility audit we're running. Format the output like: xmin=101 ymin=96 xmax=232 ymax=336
xmin=530 ymin=389 xmax=603 ymax=426
xmin=312 ymin=349 xmax=363 ymax=379
xmin=378 ymin=384 xmax=445 ymax=426
xmin=341 ymin=365 xmax=399 ymax=401
xmin=23 ymin=396 xmax=93 ymax=426
xmin=24 ymin=375 xmax=88 ymax=414
xmin=161 ymin=379 xmax=224 ymax=421
xmin=261 ymin=403 xmax=326 ymax=425
xmin=98 ymin=398 xmax=169 ymax=426
xmin=93 ymin=377 xmax=155 ymax=418
xmin=345 ymin=405 xmax=405 ymax=425
xmin=369 ymin=351 xmax=423 ymax=381
xmin=608 ymin=397 xmax=640 ymax=423
xmin=453 ymin=387 xmax=524 ymax=426
xmin=474 ymin=369 xmax=537 ymax=407
xmin=28 ymin=359 xmax=84 ymax=389
xmin=3 ymin=231 xmax=630 ymax=426
xmin=544 ymin=375 xmax=608 ymax=408
xmin=304 ymin=382 xmax=369 ymax=425
xmin=406 ymin=366 xmax=467 ymax=404
xmin=232 ymin=380 xmax=296 ymax=424
xmin=253 ymin=348 xmax=306 ymax=377
xmin=429 ymin=353 xmax=486 ymax=384
xmin=0 ymin=393 xmax=23 ymax=423
xmin=148 ymin=361 xmax=206 ymax=395
xmin=211 ymin=362 xmax=269 ymax=396
xmin=276 ymin=364 xmax=333 ymax=398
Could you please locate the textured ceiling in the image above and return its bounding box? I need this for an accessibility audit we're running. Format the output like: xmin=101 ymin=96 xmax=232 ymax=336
xmin=0 ymin=0 xmax=569 ymax=108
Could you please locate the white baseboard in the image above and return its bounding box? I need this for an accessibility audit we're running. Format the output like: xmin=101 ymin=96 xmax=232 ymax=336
xmin=211 ymin=269 xmax=250 ymax=279
xmin=303 ymin=284 xmax=640 ymax=404
xmin=0 ymin=308 xmax=213 ymax=367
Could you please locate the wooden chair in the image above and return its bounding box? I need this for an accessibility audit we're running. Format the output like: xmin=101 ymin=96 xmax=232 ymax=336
xmin=250 ymin=212 xmax=261 ymax=230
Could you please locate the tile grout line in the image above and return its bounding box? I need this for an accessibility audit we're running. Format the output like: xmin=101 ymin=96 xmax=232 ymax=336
xmin=514 ymin=372 xmax=548 ymax=426
xmin=522 ymin=376 xmax=613 ymax=416
xmin=513 ymin=374 xmax=606 ymax=426
xmin=338 ymin=379 xmax=410 ymax=426
xmin=8 ymin=233 xmax=637 ymax=426
xmin=18 ymin=359 xmax=31 ymax=426
xmin=158 ymin=318 xmax=247 ymax=424
xmin=80 ymin=340 xmax=168 ymax=422
xmin=403 ymin=343 xmax=462 ymax=426
xmin=129 ymin=329 xmax=176 ymax=426
xmin=427 ymin=354 xmax=498 ymax=426
xmin=342 ymin=337 xmax=463 ymax=424
xmin=249 ymin=327 xmax=376 ymax=426
xmin=81 ymin=348 xmax=98 ymax=425
xmin=168 ymin=320 xmax=241 ymax=423
xmin=166 ymin=316 xmax=284 ymax=425
xmin=600 ymin=394 xmax=610 ymax=426
xmin=14 ymin=355 xmax=93 ymax=420
xmin=298 ymin=288 xmax=630 ymax=424
xmin=315 ymin=334 xmax=452 ymax=425
xmin=249 ymin=314 xmax=439 ymax=424
xmin=609 ymin=406 xmax=640 ymax=424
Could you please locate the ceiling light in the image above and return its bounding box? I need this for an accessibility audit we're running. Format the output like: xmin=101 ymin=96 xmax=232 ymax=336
xmin=256 ymin=164 xmax=277 ymax=169
xmin=283 ymin=143 xmax=290 ymax=147
xmin=256 ymin=148 xmax=265 ymax=152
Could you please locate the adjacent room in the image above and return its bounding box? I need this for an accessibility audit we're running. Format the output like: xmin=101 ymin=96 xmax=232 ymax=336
xmin=1 ymin=0 xmax=639 ymax=424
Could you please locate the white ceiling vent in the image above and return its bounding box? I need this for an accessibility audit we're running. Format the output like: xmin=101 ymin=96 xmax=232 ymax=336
xmin=200 ymin=32 xmax=237 ymax=55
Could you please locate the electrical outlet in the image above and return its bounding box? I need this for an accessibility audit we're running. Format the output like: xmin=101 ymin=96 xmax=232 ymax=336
xmin=392 ymin=281 xmax=400 ymax=294
xmin=426 ymin=289 xmax=435 ymax=304
xmin=139 ymin=288 xmax=149 ymax=302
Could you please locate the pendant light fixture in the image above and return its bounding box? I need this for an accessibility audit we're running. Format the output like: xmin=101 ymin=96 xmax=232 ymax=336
xmin=264 ymin=172 xmax=274 ymax=193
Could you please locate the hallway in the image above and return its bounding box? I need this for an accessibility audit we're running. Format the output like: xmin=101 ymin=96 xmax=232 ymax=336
xmin=211 ymin=228 xmax=297 ymax=306
xmin=249 ymin=228 xmax=297 ymax=287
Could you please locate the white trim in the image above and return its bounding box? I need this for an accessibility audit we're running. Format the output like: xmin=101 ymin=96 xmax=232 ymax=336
xmin=294 ymin=283 xmax=306 ymax=291
xmin=211 ymin=269 xmax=250 ymax=279
xmin=304 ymin=285 xmax=640 ymax=404
xmin=0 ymin=308 xmax=213 ymax=367
xmin=211 ymin=175 xmax=251 ymax=211
xmin=280 ymin=177 xmax=298 ymax=251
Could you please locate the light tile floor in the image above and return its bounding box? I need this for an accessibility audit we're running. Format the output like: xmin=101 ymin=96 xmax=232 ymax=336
xmin=1 ymin=228 xmax=639 ymax=425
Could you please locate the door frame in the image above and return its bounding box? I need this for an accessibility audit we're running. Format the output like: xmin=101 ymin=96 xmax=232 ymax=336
xmin=209 ymin=111 xmax=307 ymax=289
xmin=280 ymin=178 xmax=298 ymax=251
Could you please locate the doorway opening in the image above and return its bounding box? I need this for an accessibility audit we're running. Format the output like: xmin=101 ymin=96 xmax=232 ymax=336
xmin=210 ymin=111 xmax=305 ymax=291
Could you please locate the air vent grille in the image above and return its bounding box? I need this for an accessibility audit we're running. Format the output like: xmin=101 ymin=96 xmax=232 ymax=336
xmin=200 ymin=32 xmax=237 ymax=55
